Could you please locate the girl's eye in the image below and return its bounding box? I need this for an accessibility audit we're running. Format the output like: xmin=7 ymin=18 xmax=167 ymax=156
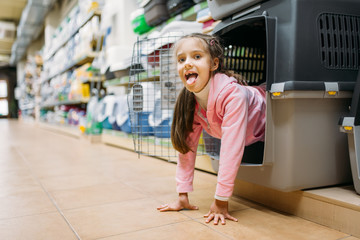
xmin=178 ymin=58 xmax=185 ymax=63
xmin=195 ymin=55 xmax=201 ymax=60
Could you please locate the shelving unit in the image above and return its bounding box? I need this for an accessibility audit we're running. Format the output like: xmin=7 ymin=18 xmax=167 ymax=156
xmin=41 ymin=52 xmax=98 ymax=83
xmin=40 ymin=98 xmax=89 ymax=109
xmin=44 ymin=10 xmax=101 ymax=61
xmin=0 ymin=38 xmax=14 ymax=54
xmin=32 ymin=1 xmax=104 ymax=134
xmin=104 ymin=70 xmax=160 ymax=88
xmin=37 ymin=121 xmax=81 ymax=138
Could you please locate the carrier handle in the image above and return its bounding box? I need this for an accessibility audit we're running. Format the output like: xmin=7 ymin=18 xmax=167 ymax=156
xmin=339 ymin=71 xmax=360 ymax=195
xmin=350 ymin=71 xmax=360 ymax=126
xmin=339 ymin=71 xmax=360 ymax=129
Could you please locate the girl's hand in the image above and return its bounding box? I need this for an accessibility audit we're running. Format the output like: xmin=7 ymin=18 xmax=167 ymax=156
xmin=204 ymin=199 xmax=238 ymax=225
xmin=157 ymin=193 xmax=199 ymax=212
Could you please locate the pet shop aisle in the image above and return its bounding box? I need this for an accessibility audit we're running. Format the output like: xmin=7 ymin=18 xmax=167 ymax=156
xmin=0 ymin=119 xmax=359 ymax=240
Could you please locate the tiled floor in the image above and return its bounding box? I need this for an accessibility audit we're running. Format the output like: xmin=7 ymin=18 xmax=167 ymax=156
xmin=0 ymin=119 xmax=359 ymax=240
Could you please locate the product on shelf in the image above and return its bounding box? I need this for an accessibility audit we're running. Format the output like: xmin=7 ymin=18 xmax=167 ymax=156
xmin=166 ymin=0 xmax=195 ymax=17
xmin=196 ymin=7 xmax=220 ymax=33
xmin=108 ymin=95 xmax=132 ymax=133
xmin=130 ymin=8 xmax=153 ymax=35
xmin=143 ymin=0 xmax=170 ymax=27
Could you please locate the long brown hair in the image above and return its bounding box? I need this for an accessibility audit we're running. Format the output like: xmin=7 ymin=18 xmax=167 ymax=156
xmin=171 ymin=33 xmax=245 ymax=154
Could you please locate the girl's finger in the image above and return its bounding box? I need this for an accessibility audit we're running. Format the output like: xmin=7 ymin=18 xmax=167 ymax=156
xmin=213 ymin=215 xmax=220 ymax=225
xmin=205 ymin=213 xmax=214 ymax=223
xmin=225 ymin=213 xmax=238 ymax=222
xmin=203 ymin=210 xmax=211 ymax=218
xmin=220 ymin=215 xmax=226 ymax=225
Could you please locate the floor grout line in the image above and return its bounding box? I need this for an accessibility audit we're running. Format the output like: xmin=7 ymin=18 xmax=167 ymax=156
xmin=14 ymin=147 xmax=82 ymax=240
xmin=192 ymin=217 xmax=235 ymax=240
xmin=0 ymin=210 xmax=58 ymax=221
xmin=92 ymin=219 xmax=194 ymax=239
xmin=337 ymin=236 xmax=354 ymax=240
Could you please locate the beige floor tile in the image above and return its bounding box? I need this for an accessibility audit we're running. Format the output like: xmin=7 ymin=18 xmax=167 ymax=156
xmin=125 ymin=175 xmax=178 ymax=197
xmin=0 ymin=152 xmax=29 ymax=173
xmin=98 ymin=220 xmax=231 ymax=240
xmin=0 ymin=190 xmax=57 ymax=219
xmin=0 ymin=169 xmax=42 ymax=197
xmin=63 ymin=198 xmax=191 ymax=240
xmin=0 ymin=212 xmax=77 ymax=240
xmin=50 ymin=182 xmax=146 ymax=210
xmin=33 ymin=163 xmax=100 ymax=179
xmin=201 ymin=208 xmax=349 ymax=240
xmin=39 ymin=171 xmax=120 ymax=191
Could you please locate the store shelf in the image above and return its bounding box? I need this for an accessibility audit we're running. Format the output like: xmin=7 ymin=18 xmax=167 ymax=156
xmin=82 ymin=76 xmax=105 ymax=83
xmin=0 ymin=38 xmax=14 ymax=54
xmin=101 ymin=129 xmax=135 ymax=151
xmin=42 ymin=51 xmax=98 ymax=83
xmin=44 ymin=10 xmax=101 ymax=61
xmin=104 ymin=70 xmax=160 ymax=88
xmin=38 ymin=122 xmax=82 ymax=138
xmin=19 ymin=102 xmax=35 ymax=111
xmin=40 ymin=98 xmax=90 ymax=108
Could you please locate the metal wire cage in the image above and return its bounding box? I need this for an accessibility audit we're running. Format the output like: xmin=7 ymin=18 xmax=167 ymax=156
xmin=128 ymin=35 xmax=208 ymax=161
xmin=127 ymin=33 xmax=267 ymax=164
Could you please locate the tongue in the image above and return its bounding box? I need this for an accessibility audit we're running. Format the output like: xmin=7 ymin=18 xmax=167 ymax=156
xmin=186 ymin=75 xmax=197 ymax=85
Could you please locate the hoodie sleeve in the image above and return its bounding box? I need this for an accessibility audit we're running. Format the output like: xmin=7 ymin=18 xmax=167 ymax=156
xmin=176 ymin=120 xmax=203 ymax=193
xmin=215 ymin=84 xmax=248 ymax=198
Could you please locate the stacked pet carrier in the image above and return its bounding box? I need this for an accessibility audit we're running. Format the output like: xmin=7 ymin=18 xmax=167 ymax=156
xmin=206 ymin=0 xmax=360 ymax=191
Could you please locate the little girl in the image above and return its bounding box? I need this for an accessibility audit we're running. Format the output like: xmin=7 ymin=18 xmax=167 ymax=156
xmin=157 ymin=33 xmax=266 ymax=225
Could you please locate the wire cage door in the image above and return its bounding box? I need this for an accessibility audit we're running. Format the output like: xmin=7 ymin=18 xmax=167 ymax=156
xmin=128 ymin=35 xmax=208 ymax=161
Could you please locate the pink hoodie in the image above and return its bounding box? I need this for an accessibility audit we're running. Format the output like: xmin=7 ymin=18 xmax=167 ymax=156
xmin=176 ymin=73 xmax=266 ymax=198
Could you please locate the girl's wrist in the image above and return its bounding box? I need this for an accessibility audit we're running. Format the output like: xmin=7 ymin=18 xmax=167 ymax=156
xmin=214 ymin=194 xmax=229 ymax=202
xmin=179 ymin=192 xmax=188 ymax=198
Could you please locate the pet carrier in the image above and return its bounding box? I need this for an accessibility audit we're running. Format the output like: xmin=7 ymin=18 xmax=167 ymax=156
xmin=143 ymin=0 xmax=170 ymax=27
xmin=166 ymin=0 xmax=195 ymax=17
xmin=339 ymin=71 xmax=360 ymax=194
xmin=205 ymin=0 xmax=360 ymax=191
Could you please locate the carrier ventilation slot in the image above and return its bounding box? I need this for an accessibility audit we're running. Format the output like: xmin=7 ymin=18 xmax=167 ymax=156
xmin=223 ymin=45 xmax=265 ymax=85
xmin=318 ymin=13 xmax=360 ymax=70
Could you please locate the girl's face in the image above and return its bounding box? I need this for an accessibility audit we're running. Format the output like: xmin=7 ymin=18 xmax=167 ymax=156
xmin=176 ymin=37 xmax=219 ymax=93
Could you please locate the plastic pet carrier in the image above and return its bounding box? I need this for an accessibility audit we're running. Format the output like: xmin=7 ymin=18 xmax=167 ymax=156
xmin=166 ymin=0 xmax=195 ymax=17
xmin=205 ymin=0 xmax=360 ymax=191
xmin=143 ymin=0 xmax=170 ymax=27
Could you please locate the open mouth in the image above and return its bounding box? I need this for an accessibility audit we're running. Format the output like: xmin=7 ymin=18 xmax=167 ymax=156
xmin=185 ymin=72 xmax=198 ymax=85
